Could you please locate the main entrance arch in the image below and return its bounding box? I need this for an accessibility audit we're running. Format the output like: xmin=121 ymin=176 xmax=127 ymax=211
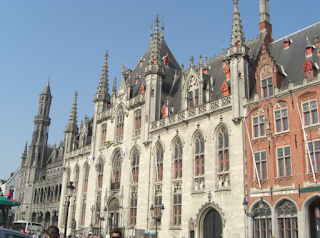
xmin=197 ymin=203 xmax=224 ymax=238
xmin=203 ymin=209 xmax=222 ymax=238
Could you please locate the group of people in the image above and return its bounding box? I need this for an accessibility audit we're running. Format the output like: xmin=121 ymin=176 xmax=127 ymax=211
xmin=21 ymin=227 xmax=123 ymax=238
xmin=21 ymin=226 xmax=60 ymax=238
xmin=74 ymin=230 xmax=123 ymax=238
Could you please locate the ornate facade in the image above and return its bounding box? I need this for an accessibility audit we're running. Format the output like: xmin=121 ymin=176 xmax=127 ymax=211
xmin=17 ymin=0 xmax=320 ymax=237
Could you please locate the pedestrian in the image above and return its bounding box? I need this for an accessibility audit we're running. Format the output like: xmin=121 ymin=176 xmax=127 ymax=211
xmin=41 ymin=229 xmax=47 ymax=238
xmin=111 ymin=229 xmax=122 ymax=238
xmin=32 ymin=231 xmax=38 ymax=238
xmin=46 ymin=226 xmax=60 ymax=238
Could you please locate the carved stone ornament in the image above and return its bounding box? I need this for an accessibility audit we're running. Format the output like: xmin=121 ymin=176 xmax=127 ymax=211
xmin=217 ymin=173 xmax=230 ymax=189
xmin=173 ymin=180 xmax=182 ymax=193
xmin=194 ymin=177 xmax=205 ymax=192
xmin=131 ymin=185 xmax=138 ymax=197
xmin=155 ymin=184 xmax=162 ymax=195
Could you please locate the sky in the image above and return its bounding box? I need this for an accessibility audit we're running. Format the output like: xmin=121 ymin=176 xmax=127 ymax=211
xmin=0 ymin=0 xmax=319 ymax=179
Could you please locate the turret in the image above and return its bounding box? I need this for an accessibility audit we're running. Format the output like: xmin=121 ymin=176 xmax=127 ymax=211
xmin=64 ymin=91 xmax=78 ymax=153
xmin=227 ymin=0 xmax=250 ymax=124
xmin=144 ymin=15 xmax=165 ymax=122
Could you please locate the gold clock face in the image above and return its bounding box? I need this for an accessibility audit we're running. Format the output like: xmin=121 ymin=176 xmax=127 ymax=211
xmin=260 ymin=65 xmax=273 ymax=80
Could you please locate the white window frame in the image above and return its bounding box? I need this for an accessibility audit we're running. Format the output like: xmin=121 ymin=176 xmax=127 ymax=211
xmin=277 ymin=146 xmax=292 ymax=177
xmin=302 ymin=99 xmax=319 ymax=126
xmin=274 ymin=107 xmax=289 ymax=133
xmin=254 ymin=151 xmax=267 ymax=180
xmin=252 ymin=115 xmax=266 ymax=138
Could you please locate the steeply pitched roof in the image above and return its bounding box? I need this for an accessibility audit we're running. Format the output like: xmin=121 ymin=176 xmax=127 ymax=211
xmin=42 ymin=81 xmax=51 ymax=95
xmin=268 ymin=22 xmax=320 ymax=87
xmin=130 ymin=39 xmax=181 ymax=98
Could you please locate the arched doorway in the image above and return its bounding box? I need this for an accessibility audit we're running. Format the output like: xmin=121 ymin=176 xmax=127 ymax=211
xmin=308 ymin=197 xmax=320 ymax=237
xmin=203 ymin=209 xmax=222 ymax=238
xmin=44 ymin=212 xmax=50 ymax=229
xmin=108 ymin=197 xmax=120 ymax=229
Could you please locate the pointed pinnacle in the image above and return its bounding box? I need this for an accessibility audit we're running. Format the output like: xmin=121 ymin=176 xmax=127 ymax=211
xmin=113 ymin=77 xmax=117 ymax=93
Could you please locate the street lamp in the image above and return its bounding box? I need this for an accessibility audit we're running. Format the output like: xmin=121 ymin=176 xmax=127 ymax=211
xmin=243 ymin=197 xmax=264 ymax=238
xmin=150 ymin=204 xmax=164 ymax=238
xmin=64 ymin=182 xmax=75 ymax=238
xmin=90 ymin=205 xmax=95 ymax=231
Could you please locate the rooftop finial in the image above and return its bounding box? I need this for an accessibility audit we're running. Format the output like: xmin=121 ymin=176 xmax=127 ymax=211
xmin=161 ymin=15 xmax=165 ymax=34
xmin=150 ymin=23 xmax=153 ymax=42
xmin=66 ymin=91 xmax=78 ymax=130
xmin=112 ymin=77 xmax=117 ymax=94
xmin=94 ymin=50 xmax=110 ymax=103
xmin=230 ymin=0 xmax=245 ymax=46
xmin=48 ymin=73 xmax=51 ymax=82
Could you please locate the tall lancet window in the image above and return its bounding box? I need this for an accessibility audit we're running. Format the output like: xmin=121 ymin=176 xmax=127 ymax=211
xmin=195 ymin=133 xmax=205 ymax=176
xmin=116 ymin=107 xmax=125 ymax=143
xmin=174 ymin=139 xmax=183 ymax=180
xmin=132 ymin=149 xmax=139 ymax=184
xmin=218 ymin=127 xmax=229 ymax=173
xmin=111 ymin=151 xmax=122 ymax=190
xmin=156 ymin=143 xmax=164 ymax=182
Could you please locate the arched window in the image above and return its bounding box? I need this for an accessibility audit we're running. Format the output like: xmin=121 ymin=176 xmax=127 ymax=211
xmin=218 ymin=127 xmax=229 ymax=173
xmin=97 ymin=160 xmax=104 ymax=189
xmin=111 ymin=151 xmax=122 ymax=189
xmin=132 ymin=150 xmax=139 ymax=184
xmin=276 ymin=200 xmax=298 ymax=238
xmin=135 ymin=110 xmax=141 ymax=137
xmin=253 ymin=201 xmax=272 ymax=238
xmin=260 ymin=65 xmax=273 ymax=98
xmin=83 ymin=165 xmax=90 ymax=193
xmin=116 ymin=107 xmax=125 ymax=143
xmin=274 ymin=103 xmax=289 ymax=132
xmin=74 ymin=166 xmax=80 ymax=194
xmin=156 ymin=143 xmax=164 ymax=182
xmin=174 ymin=139 xmax=183 ymax=179
xmin=195 ymin=133 xmax=205 ymax=176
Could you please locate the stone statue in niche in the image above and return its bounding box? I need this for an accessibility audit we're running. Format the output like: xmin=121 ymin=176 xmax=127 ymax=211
xmin=218 ymin=175 xmax=224 ymax=188
xmin=195 ymin=179 xmax=200 ymax=191
xmin=224 ymin=176 xmax=229 ymax=187
xmin=200 ymin=179 xmax=205 ymax=190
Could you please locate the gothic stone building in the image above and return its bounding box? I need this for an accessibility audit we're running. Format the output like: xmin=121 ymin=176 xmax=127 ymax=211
xmin=17 ymin=0 xmax=320 ymax=237
xmin=18 ymin=82 xmax=63 ymax=227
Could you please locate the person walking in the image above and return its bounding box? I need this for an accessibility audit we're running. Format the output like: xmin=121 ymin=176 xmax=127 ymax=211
xmin=46 ymin=226 xmax=60 ymax=238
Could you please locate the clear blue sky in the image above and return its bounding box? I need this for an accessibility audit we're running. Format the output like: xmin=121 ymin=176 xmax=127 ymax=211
xmin=0 ymin=0 xmax=319 ymax=179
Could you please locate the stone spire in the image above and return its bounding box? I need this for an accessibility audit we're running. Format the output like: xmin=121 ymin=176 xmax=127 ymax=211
xmin=149 ymin=15 xmax=161 ymax=65
xmin=112 ymin=77 xmax=117 ymax=94
xmin=42 ymin=81 xmax=51 ymax=96
xmin=94 ymin=50 xmax=110 ymax=103
xmin=65 ymin=91 xmax=78 ymax=133
xmin=230 ymin=0 xmax=245 ymax=46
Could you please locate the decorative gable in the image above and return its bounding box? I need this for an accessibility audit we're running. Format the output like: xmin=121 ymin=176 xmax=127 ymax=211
xmin=140 ymin=84 xmax=145 ymax=94
xmin=221 ymin=81 xmax=230 ymax=97
xmin=223 ymin=65 xmax=230 ymax=80
xmin=163 ymin=55 xmax=170 ymax=67
xmin=303 ymin=58 xmax=314 ymax=79
xmin=161 ymin=104 xmax=166 ymax=119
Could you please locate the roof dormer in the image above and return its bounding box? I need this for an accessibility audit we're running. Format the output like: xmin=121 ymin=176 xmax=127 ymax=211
xmin=284 ymin=36 xmax=292 ymax=49
xmin=306 ymin=37 xmax=315 ymax=57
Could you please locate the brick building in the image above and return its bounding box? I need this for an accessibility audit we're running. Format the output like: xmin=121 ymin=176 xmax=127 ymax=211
xmin=244 ymin=7 xmax=320 ymax=238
